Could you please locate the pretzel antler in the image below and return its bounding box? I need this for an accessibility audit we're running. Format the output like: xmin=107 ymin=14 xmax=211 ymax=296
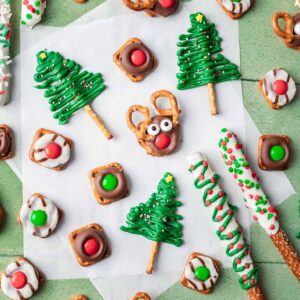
xmin=272 ymin=12 xmax=294 ymax=41
xmin=150 ymin=90 xmax=180 ymax=127
xmin=123 ymin=0 xmax=154 ymax=11
xmin=126 ymin=105 xmax=153 ymax=141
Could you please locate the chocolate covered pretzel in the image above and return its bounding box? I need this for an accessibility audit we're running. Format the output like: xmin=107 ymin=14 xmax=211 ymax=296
xmin=113 ymin=38 xmax=156 ymax=82
xmin=89 ymin=163 xmax=129 ymax=205
xmin=216 ymin=0 xmax=255 ymax=19
xmin=131 ymin=292 xmax=151 ymax=300
xmin=272 ymin=12 xmax=300 ymax=51
xmin=0 ymin=124 xmax=13 ymax=160
xmin=69 ymin=223 xmax=110 ymax=267
xmin=127 ymin=90 xmax=181 ymax=157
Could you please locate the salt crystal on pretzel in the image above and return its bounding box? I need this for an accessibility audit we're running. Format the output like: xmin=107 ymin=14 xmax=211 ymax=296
xmin=218 ymin=128 xmax=300 ymax=281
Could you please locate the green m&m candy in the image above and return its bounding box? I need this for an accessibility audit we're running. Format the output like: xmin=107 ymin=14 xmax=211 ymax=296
xmin=270 ymin=145 xmax=285 ymax=161
xmin=30 ymin=210 xmax=47 ymax=227
xmin=101 ymin=174 xmax=118 ymax=191
xmin=194 ymin=266 xmax=211 ymax=281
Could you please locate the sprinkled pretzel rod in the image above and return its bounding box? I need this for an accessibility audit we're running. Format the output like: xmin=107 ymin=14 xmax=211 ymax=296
xmin=0 ymin=0 xmax=12 ymax=106
xmin=187 ymin=153 xmax=264 ymax=300
xmin=218 ymin=128 xmax=300 ymax=280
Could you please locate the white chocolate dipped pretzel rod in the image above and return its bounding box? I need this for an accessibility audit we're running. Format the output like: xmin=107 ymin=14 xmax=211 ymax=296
xmin=218 ymin=128 xmax=300 ymax=280
xmin=21 ymin=0 xmax=46 ymax=29
xmin=187 ymin=152 xmax=264 ymax=300
xmin=0 ymin=0 xmax=12 ymax=106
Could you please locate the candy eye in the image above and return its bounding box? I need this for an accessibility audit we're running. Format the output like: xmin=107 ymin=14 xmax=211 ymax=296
xmin=160 ymin=119 xmax=173 ymax=132
xmin=147 ymin=124 xmax=160 ymax=136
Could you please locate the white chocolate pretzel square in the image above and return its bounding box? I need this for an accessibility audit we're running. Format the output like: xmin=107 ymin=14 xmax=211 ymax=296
xmin=29 ymin=128 xmax=73 ymax=171
xmin=0 ymin=257 xmax=43 ymax=300
xmin=181 ymin=252 xmax=221 ymax=294
xmin=217 ymin=0 xmax=254 ymax=19
xmin=18 ymin=193 xmax=62 ymax=238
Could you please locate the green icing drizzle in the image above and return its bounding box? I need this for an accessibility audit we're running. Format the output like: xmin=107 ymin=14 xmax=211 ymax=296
xmin=176 ymin=12 xmax=240 ymax=90
xmin=189 ymin=160 xmax=258 ymax=290
xmin=34 ymin=50 xmax=106 ymax=125
xmin=120 ymin=173 xmax=183 ymax=247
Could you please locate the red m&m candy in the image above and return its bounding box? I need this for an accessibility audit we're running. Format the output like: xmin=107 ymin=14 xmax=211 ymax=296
xmin=155 ymin=133 xmax=170 ymax=149
xmin=10 ymin=271 xmax=27 ymax=289
xmin=273 ymin=80 xmax=288 ymax=95
xmin=159 ymin=0 xmax=175 ymax=8
xmin=45 ymin=142 xmax=62 ymax=159
xmin=130 ymin=50 xmax=147 ymax=67
xmin=83 ymin=238 xmax=100 ymax=256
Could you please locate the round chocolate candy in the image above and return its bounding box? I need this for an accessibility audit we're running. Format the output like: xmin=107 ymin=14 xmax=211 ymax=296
xmin=10 ymin=271 xmax=28 ymax=289
xmin=101 ymin=174 xmax=118 ymax=191
xmin=270 ymin=145 xmax=285 ymax=161
xmin=45 ymin=142 xmax=62 ymax=159
xmin=194 ymin=266 xmax=211 ymax=281
xmin=151 ymin=0 xmax=180 ymax=17
xmin=130 ymin=49 xmax=147 ymax=67
xmin=30 ymin=209 xmax=48 ymax=227
xmin=272 ymin=80 xmax=288 ymax=95
xmin=83 ymin=238 xmax=100 ymax=256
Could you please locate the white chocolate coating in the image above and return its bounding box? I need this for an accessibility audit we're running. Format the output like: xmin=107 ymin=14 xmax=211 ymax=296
xmin=221 ymin=0 xmax=252 ymax=14
xmin=33 ymin=133 xmax=71 ymax=169
xmin=262 ymin=68 xmax=296 ymax=107
xmin=218 ymin=130 xmax=280 ymax=235
xmin=19 ymin=194 xmax=59 ymax=238
xmin=21 ymin=0 xmax=46 ymax=29
xmin=1 ymin=259 xmax=39 ymax=300
xmin=0 ymin=0 xmax=12 ymax=106
xmin=294 ymin=22 xmax=300 ymax=35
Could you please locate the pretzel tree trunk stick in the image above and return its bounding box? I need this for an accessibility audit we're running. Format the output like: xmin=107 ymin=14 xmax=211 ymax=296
xmin=146 ymin=241 xmax=159 ymax=274
xmin=218 ymin=128 xmax=300 ymax=281
xmin=207 ymin=83 xmax=218 ymax=116
xmin=84 ymin=104 xmax=113 ymax=140
xmin=188 ymin=153 xmax=263 ymax=300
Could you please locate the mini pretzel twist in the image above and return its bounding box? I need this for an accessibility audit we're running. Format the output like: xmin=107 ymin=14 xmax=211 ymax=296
xmin=150 ymin=90 xmax=180 ymax=127
xmin=272 ymin=12 xmax=300 ymax=50
xmin=131 ymin=292 xmax=151 ymax=300
xmin=123 ymin=0 xmax=155 ymax=11
xmin=126 ymin=105 xmax=153 ymax=142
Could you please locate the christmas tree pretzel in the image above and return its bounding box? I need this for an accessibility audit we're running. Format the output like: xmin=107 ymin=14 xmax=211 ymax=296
xmin=121 ymin=172 xmax=183 ymax=274
xmin=176 ymin=12 xmax=240 ymax=115
xmin=218 ymin=128 xmax=300 ymax=281
xmin=34 ymin=50 xmax=113 ymax=140
xmin=187 ymin=153 xmax=264 ymax=300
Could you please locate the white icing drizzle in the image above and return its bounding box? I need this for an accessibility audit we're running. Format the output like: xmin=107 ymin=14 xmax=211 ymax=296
xmin=21 ymin=0 xmax=46 ymax=29
xmin=20 ymin=194 xmax=59 ymax=238
xmin=184 ymin=254 xmax=220 ymax=291
xmin=0 ymin=0 xmax=12 ymax=106
xmin=218 ymin=130 xmax=280 ymax=236
xmin=33 ymin=133 xmax=71 ymax=169
xmin=221 ymin=0 xmax=252 ymax=14
xmin=262 ymin=68 xmax=296 ymax=107
xmin=0 ymin=259 xmax=39 ymax=300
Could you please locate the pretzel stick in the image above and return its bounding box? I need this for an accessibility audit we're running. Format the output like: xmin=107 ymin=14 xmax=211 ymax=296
xmin=218 ymin=128 xmax=300 ymax=280
xmin=146 ymin=241 xmax=159 ymax=274
xmin=188 ymin=153 xmax=263 ymax=300
xmin=84 ymin=104 xmax=113 ymax=140
xmin=208 ymin=83 xmax=218 ymax=116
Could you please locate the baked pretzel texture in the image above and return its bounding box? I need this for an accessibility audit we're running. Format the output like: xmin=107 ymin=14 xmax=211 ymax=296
xmin=70 ymin=295 xmax=88 ymax=300
xmin=131 ymin=292 xmax=151 ymax=300
xmin=272 ymin=12 xmax=300 ymax=51
xmin=126 ymin=90 xmax=181 ymax=157
xmin=123 ymin=0 xmax=155 ymax=11
xmin=0 ymin=124 xmax=14 ymax=160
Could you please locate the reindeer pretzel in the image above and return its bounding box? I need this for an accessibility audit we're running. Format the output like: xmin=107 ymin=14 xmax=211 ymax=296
xmin=272 ymin=12 xmax=300 ymax=51
xmin=126 ymin=90 xmax=181 ymax=157
xmin=131 ymin=292 xmax=151 ymax=300
xmin=123 ymin=0 xmax=155 ymax=11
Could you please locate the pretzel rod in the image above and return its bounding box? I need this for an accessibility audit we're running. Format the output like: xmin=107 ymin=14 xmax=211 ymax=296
xmin=187 ymin=153 xmax=263 ymax=299
xmin=146 ymin=241 xmax=159 ymax=274
xmin=207 ymin=83 xmax=218 ymax=115
xmin=0 ymin=0 xmax=12 ymax=106
xmin=84 ymin=105 xmax=113 ymax=140
xmin=218 ymin=128 xmax=300 ymax=280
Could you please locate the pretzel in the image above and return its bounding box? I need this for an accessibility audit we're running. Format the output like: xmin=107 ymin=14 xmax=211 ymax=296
xmin=272 ymin=12 xmax=300 ymax=51
xmin=123 ymin=0 xmax=154 ymax=11
xmin=70 ymin=295 xmax=88 ymax=300
xmin=126 ymin=90 xmax=181 ymax=157
xmin=131 ymin=292 xmax=151 ymax=300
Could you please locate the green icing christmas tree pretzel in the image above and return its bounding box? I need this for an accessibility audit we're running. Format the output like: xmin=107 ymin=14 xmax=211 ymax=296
xmin=34 ymin=50 xmax=113 ymax=140
xmin=121 ymin=172 xmax=183 ymax=274
xmin=176 ymin=12 xmax=240 ymax=115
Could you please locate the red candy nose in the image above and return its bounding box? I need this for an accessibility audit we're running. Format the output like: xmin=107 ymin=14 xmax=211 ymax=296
xmin=130 ymin=50 xmax=147 ymax=67
xmin=45 ymin=142 xmax=62 ymax=159
xmin=83 ymin=238 xmax=100 ymax=256
xmin=10 ymin=271 xmax=27 ymax=289
xmin=272 ymin=80 xmax=288 ymax=95
xmin=160 ymin=0 xmax=175 ymax=8
xmin=155 ymin=133 xmax=171 ymax=149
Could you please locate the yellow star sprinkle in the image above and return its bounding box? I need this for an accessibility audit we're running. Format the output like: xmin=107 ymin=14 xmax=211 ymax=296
xmin=195 ymin=14 xmax=203 ymax=23
xmin=165 ymin=175 xmax=173 ymax=183
xmin=40 ymin=52 xmax=47 ymax=60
